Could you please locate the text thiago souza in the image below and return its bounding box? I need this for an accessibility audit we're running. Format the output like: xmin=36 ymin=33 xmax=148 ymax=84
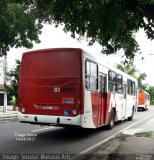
xmin=1 ymin=154 xmax=71 ymax=160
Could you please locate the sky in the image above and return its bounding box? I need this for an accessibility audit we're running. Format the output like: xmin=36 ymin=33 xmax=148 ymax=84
xmin=2 ymin=24 xmax=154 ymax=86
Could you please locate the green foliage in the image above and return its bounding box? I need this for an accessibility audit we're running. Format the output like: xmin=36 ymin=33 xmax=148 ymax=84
xmin=115 ymin=60 xmax=137 ymax=78
xmin=146 ymin=86 xmax=154 ymax=105
xmin=0 ymin=1 xmax=42 ymax=56
xmin=115 ymin=60 xmax=147 ymax=90
xmin=116 ymin=61 xmax=154 ymax=105
xmin=29 ymin=0 xmax=154 ymax=59
xmin=9 ymin=95 xmax=17 ymax=107
xmin=5 ymin=60 xmax=20 ymax=105
xmin=151 ymin=99 xmax=154 ymax=105
xmin=135 ymin=131 xmax=153 ymax=138
xmin=1 ymin=1 xmax=154 ymax=59
xmin=137 ymin=73 xmax=147 ymax=90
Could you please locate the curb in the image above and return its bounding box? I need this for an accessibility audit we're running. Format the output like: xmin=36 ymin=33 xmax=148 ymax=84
xmin=0 ymin=116 xmax=18 ymax=123
xmin=73 ymin=115 xmax=154 ymax=160
xmin=0 ymin=112 xmax=18 ymax=122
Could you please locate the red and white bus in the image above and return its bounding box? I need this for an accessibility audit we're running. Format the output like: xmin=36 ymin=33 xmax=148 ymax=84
xmin=18 ymin=48 xmax=138 ymax=129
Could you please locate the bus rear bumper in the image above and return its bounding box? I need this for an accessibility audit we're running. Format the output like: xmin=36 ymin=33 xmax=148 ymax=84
xmin=18 ymin=112 xmax=81 ymax=126
xmin=138 ymin=105 xmax=148 ymax=110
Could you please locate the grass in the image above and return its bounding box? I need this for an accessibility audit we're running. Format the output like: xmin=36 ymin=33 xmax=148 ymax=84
xmin=135 ymin=131 xmax=153 ymax=138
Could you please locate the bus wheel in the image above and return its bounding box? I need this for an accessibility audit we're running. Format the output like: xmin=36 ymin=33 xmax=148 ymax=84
xmin=107 ymin=110 xmax=115 ymax=130
xmin=128 ymin=108 xmax=134 ymax=121
xmin=142 ymin=108 xmax=146 ymax=111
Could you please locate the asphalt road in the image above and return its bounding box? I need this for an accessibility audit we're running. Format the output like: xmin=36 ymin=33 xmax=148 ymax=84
xmin=0 ymin=106 xmax=154 ymax=156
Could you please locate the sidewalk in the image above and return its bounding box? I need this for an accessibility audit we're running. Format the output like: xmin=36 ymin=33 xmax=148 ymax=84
xmin=87 ymin=116 xmax=154 ymax=160
xmin=0 ymin=106 xmax=18 ymax=120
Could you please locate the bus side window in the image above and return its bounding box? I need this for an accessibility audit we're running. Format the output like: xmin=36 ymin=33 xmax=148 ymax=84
xmin=132 ymin=82 xmax=135 ymax=95
xmin=85 ymin=60 xmax=98 ymax=91
xmin=127 ymin=79 xmax=131 ymax=95
xmin=108 ymin=70 xmax=117 ymax=93
xmin=127 ymin=79 xmax=136 ymax=95
xmin=117 ymin=74 xmax=123 ymax=94
xmin=91 ymin=62 xmax=97 ymax=77
xmin=85 ymin=61 xmax=90 ymax=75
xmin=85 ymin=75 xmax=90 ymax=89
xmin=123 ymin=83 xmax=127 ymax=99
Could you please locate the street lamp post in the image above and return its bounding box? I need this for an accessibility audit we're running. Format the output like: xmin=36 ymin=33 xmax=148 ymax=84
xmin=0 ymin=56 xmax=7 ymax=113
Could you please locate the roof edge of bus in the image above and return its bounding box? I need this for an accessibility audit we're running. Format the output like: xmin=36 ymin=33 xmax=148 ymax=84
xmin=141 ymin=90 xmax=149 ymax=95
xmin=22 ymin=48 xmax=84 ymax=55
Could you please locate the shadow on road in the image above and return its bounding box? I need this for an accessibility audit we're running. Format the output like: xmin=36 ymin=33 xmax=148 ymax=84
xmin=36 ymin=127 xmax=105 ymax=141
xmin=36 ymin=120 xmax=128 ymax=142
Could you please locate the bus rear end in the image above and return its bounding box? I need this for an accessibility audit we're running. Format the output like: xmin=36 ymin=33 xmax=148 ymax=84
xmin=18 ymin=48 xmax=83 ymax=127
xmin=138 ymin=90 xmax=149 ymax=111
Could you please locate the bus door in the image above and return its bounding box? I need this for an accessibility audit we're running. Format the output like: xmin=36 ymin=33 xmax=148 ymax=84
xmin=122 ymin=83 xmax=127 ymax=118
xmin=98 ymin=73 xmax=107 ymax=125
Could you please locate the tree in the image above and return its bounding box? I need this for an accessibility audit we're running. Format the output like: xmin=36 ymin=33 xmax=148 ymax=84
xmin=115 ymin=60 xmax=137 ymax=78
xmin=116 ymin=61 xmax=154 ymax=105
xmin=6 ymin=60 xmax=20 ymax=106
xmin=146 ymin=86 xmax=154 ymax=105
xmin=1 ymin=1 xmax=154 ymax=59
xmin=30 ymin=0 xmax=154 ymax=59
xmin=115 ymin=60 xmax=147 ymax=90
xmin=137 ymin=73 xmax=147 ymax=90
xmin=0 ymin=1 xmax=42 ymax=56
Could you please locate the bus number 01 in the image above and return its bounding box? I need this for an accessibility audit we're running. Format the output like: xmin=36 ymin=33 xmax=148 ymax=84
xmin=54 ymin=87 xmax=61 ymax=93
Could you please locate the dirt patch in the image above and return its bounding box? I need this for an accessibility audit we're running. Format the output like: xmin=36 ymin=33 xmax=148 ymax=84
xmin=87 ymin=132 xmax=154 ymax=160
xmin=87 ymin=134 xmax=127 ymax=160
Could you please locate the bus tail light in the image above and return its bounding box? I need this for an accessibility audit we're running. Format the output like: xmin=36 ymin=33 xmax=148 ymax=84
xmin=21 ymin=107 xmax=26 ymax=113
xmin=76 ymin=99 xmax=80 ymax=106
xmin=72 ymin=109 xmax=77 ymax=115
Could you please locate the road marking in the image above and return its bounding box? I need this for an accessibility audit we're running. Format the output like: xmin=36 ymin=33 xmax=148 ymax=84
xmin=77 ymin=115 xmax=153 ymax=155
xmin=32 ymin=126 xmax=56 ymax=133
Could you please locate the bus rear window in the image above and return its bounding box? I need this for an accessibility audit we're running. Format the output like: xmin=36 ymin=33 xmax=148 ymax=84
xmin=20 ymin=50 xmax=81 ymax=78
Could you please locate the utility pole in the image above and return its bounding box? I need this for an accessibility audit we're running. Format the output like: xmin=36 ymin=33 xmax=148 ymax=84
xmin=3 ymin=55 xmax=7 ymax=113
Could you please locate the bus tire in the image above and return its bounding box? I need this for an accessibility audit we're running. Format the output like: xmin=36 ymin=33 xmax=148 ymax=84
xmin=128 ymin=108 xmax=134 ymax=121
xmin=142 ymin=108 xmax=146 ymax=111
xmin=107 ymin=110 xmax=115 ymax=130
